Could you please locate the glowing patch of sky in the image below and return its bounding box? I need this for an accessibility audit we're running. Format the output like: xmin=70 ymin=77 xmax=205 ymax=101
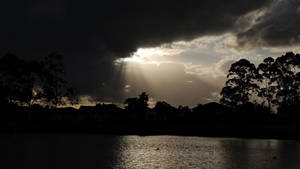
xmin=114 ymin=34 xmax=300 ymax=107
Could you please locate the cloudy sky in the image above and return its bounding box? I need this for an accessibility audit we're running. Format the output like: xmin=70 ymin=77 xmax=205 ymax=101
xmin=1 ymin=0 xmax=300 ymax=107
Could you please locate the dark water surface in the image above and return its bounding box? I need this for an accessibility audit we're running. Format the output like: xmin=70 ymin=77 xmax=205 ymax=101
xmin=0 ymin=134 xmax=299 ymax=169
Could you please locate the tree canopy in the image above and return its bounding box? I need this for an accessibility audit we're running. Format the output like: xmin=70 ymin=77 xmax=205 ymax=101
xmin=0 ymin=53 xmax=77 ymax=108
xmin=220 ymin=52 xmax=300 ymax=112
xmin=220 ymin=59 xmax=258 ymax=107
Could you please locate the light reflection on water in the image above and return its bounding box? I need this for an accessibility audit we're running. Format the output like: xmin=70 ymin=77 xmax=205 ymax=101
xmin=0 ymin=134 xmax=299 ymax=169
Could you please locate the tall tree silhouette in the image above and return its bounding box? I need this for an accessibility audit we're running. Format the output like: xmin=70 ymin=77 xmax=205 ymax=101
xmin=220 ymin=59 xmax=258 ymax=107
xmin=41 ymin=53 xmax=76 ymax=107
xmin=273 ymin=52 xmax=300 ymax=106
xmin=19 ymin=60 xmax=44 ymax=107
xmin=0 ymin=53 xmax=77 ymax=107
xmin=0 ymin=54 xmax=20 ymax=104
xmin=270 ymin=52 xmax=300 ymax=125
xmin=0 ymin=54 xmax=43 ymax=125
xmin=257 ymin=57 xmax=276 ymax=111
xmin=0 ymin=54 xmax=40 ymax=106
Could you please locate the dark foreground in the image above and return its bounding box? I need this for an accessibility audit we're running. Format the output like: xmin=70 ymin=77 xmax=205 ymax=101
xmin=1 ymin=134 xmax=299 ymax=169
xmin=1 ymin=102 xmax=300 ymax=140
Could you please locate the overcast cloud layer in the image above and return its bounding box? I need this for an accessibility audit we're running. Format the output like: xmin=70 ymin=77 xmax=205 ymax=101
xmin=237 ymin=0 xmax=300 ymax=48
xmin=1 ymin=0 xmax=300 ymax=106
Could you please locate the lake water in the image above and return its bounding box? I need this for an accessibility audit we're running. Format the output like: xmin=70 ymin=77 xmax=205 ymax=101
xmin=0 ymin=134 xmax=299 ymax=169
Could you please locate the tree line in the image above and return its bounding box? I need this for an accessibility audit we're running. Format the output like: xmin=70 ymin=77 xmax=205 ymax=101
xmin=221 ymin=52 xmax=300 ymax=113
xmin=2 ymin=51 xmax=299 ymax=112
xmin=0 ymin=52 xmax=300 ymax=138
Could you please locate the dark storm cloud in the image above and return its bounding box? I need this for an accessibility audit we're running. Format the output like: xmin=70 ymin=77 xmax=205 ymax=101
xmin=0 ymin=0 xmax=271 ymax=102
xmin=237 ymin=0 xmax=300 ymax=48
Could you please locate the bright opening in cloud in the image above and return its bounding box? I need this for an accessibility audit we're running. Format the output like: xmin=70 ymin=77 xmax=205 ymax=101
xmin=114 ymin=34 xmax=299 ymax=107
xmin=120 ymin=48 xmax=164 ymax=64
xmin=117 ymin=47 xmax=184 ymax=65
xmin=135 ymin=48 xmax=164 ymax=57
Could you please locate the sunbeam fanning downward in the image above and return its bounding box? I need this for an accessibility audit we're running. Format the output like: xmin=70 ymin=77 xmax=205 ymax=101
xmin=114 ymin=42 xmax=229 ymax=107
xmin=115 ymin=33 xmax=296 ymax=107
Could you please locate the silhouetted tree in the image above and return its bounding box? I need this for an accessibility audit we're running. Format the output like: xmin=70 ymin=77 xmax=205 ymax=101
xmin=124 ymin=92 xmax=149 ymax=110
xmin=0 ymin=54 xmax=42 ymax=106
xmin=138 ymin=92 xmax=149 ymax=108
xmin=20 ymin=60 xmax=44 ymax=107
xmin=40 ymin=53 xmax=77 ymax=107
xmin=271 ymin=52 xmax=300 ymax=125
xmin=220 ymin=59 xmax=258 ymax=107
xmin=0 ymin=53 xmax=79 ymax=126
xmin=0 ymin=52 xmax=78 ymax=108
xmin=257 ymin=57 xmax=276 ymax=111
xmin=124 ymin=92 xmax=149 ymax=120
xmin=273 ymin=52 xmax=300 ymax=106
xmin=0 ymin=54 xmax=42 ymax=125
xmin=0 ymin=54 xmax=22 ymax=104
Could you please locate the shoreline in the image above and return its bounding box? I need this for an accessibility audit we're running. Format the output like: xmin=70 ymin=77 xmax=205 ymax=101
xmin=1 ymin=125 xmax=299 ymax=141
